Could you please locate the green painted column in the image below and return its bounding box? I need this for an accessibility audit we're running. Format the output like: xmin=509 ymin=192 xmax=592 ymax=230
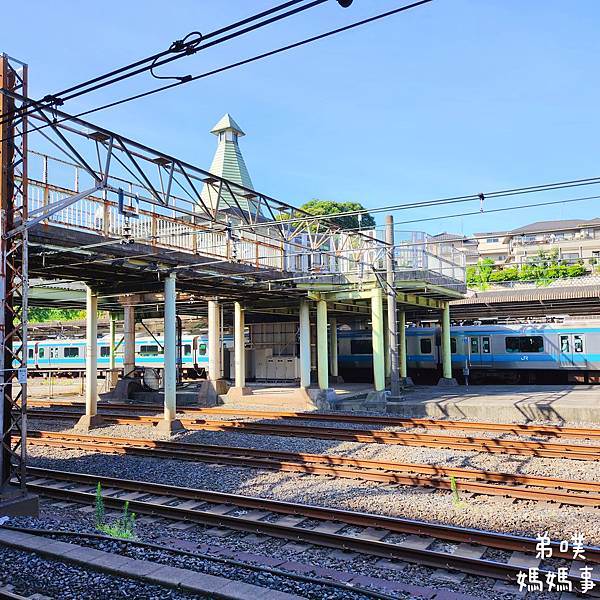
xmin=299 ymin=300 xmax=311 ymax=388
xmin=316 ymin=299 xmax=329 ymax=390
xmin=163 ymin=273 xmax=177 ymax=422
xmin=371 ymin=287 xmax=385 ymax=392
xmin=399 ymin=310 xmax=407 ymax=379
xmin=329 ymin=317 xmax=338 ymax=378
xmin=85 ymin=286 xmax=98 ymax=418
xmin=234 ymin=301 xmax=246 ymax=388
xmin=108 ymin=312 xmax=117 ymax=371
xmin=208 ymin=299 xmax=221 ymax=381
xmin=384 ymin=310 xmax=391 ymax=379
xmin=441 ymin=302 xmax=452 ymax=379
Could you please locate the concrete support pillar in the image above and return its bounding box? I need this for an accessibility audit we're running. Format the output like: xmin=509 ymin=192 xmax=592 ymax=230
xmin=123 ymin=303 xmax=135 ymax=376
xmin=316 ymin=300 xmax=329 ymax=390
xmin=371 ymin=287 xmax=385 ymax=392
xmin=439 ymin=302 xmax=457 ymax=386
xmin=108 ymin=313 xmax=117 ymax=371
xmin=75 ymin=286 xmax=103 ymax=431
xmin=399 ymin=310 xmax=408 ymax=379
xmin=234 ymin=302 xmax=245 ymax=388
xmin=208 ymin=300 xmax=221 ymax=381
xmin=157 ymin=274 xmax=183 ymax=432
xmin=163 ymin=274 xmax=177 ymax=420
xmin=227 ymin=301 xmax=252 ymax=399
xmin=299 ymin=300 xmax=311 ymax=388
xmin=384 ymin=310 xmax=391 ymax=380
xmin=329 ymin=317 xmax=338 ymax=379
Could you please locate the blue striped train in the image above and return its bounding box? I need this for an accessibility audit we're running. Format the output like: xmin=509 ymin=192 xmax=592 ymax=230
xmin=338 ymin=323 xmax=600 ymax=384
xmin=23 ymin=334 xmax=234 ymax=378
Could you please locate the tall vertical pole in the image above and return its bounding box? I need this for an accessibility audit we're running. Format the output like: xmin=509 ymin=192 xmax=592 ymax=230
xmin=329 ymin=317 xmax=338 ymax=379
xmin=385 ymin=215 xmax=400 ymax=396
xmin=441 ymin=302 xmax=453 ymax=381
xmin=163 ymin=274 xmax=177 ymax=423
xmin=123 ymin=302 xmax=135 ymax=376
xmin=0 ymin=55 xmax=30 ymax=499
xmin=234 ymin=301 xmax=245 ymax=389
xmin=208 ymin=299 xmax=221 ymax=381
xmin=371 ymin=287 xmax=385 ymax=392
xmin=75 ymin=286 xmax=103 ymax=431
xmin=85 ymin=287 xmax=98 ymax=417
xmin=108 ymin=313 xmax=116 ymax=371
xmin=399 ymin=310 xmax=408 ymax=379
xmin=316 ymin=299 xmax=328 ymax=390
xmin=299 ymin=300 xmax=311 ymax=388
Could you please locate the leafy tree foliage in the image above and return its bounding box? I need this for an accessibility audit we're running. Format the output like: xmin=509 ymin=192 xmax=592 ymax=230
xmin=298 ymin=199 xmax=376 ymax=230
xmin=29 ymin=307 xmax=86 ymax=323
xmin=467 ymin=250 xmax=588 ymax=288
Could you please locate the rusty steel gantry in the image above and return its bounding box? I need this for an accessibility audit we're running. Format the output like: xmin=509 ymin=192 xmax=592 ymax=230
xmin=0 ymin=54 xmax=31 ymax=514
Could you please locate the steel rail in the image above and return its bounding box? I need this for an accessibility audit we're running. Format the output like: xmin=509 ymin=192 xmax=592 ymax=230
xmin=23 ymin=466 xmax=600 ymax=593
xmin=27 ymin=401 xmax=600 ymax=440
xmin=27 ymin=431 xmax=600 ymax=507
xmin=26 ymin=409 xmax=600 ymax=460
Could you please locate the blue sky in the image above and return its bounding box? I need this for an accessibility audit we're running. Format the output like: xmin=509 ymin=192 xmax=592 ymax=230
xmin=6 ymin=0 xmax=600 ymax=234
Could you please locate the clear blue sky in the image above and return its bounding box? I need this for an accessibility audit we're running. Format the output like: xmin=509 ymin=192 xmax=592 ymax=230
xmin=6 ymin=0 xmax=600 ymax=234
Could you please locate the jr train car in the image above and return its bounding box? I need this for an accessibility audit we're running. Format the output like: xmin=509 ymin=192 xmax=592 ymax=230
xmin=23 ymin=334 xmax=233 ymax=377
xmin=338 ymin=323 xmax=600 ymax=384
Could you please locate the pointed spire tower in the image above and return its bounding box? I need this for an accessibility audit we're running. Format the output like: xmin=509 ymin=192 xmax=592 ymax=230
xmin=201 ymin=113 xmax=259 ymax=215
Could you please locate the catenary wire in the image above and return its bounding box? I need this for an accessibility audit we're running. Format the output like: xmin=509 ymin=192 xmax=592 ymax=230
xmin=0 ymin=0 xmax=328 ymax=125
xmin=0 ymin=0 xmax=433 ymax=144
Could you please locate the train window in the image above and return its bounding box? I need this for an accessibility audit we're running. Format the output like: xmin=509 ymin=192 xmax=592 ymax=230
xmin=183 ymin=344 xmax=192 ymax=356
xmin=139 ymin=344 xmax=160 ymax=356
xmin=450 ymin=338 xmax=457 ymax=354
xmin=482 ymin=337 xmax=490 ymax=354
xmin=28 ymin=348 xmax=34 ymax=359
xmin=100 ymin=347 xmax=110 ymax=357
xmin=351 ymin=339 xmax=371 ymax=354
xmin=420 ymin=338 xmax=432 ymax=354
xmin=574 ymin=335 xmax=584 ymax=353
xmin=198 ymin=343 xmax=207 ymax=356
xmin=470 ymin=338 xmax=479 ymax=354
xmin=560 ymin=336 xmax=569 ymax=353
xmin=39 ymin=348 xmax=45 ymax=359
xmin=505 ymin=336 xmax=544 ymax=353
xmin=64 ymin=347 xmax=79 ymax=358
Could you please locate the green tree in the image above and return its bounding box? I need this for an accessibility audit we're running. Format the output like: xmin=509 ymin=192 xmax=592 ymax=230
xmin=467 ymin=258 xmax=495 ymax=289
xmin=29 ymin=308 xmax=86 ymax=323
xmin=297 ymin=199 xmax=376 ymax=230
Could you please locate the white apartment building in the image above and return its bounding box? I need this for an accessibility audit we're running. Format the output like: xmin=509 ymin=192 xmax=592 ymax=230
xmin=434 ymin=218 xmax=600 ymax=266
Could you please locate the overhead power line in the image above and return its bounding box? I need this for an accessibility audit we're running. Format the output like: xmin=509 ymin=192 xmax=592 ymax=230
xmin=0 ymin=0 xmax=332 ymax=125
xmin=1 ymin=0 xmax=433 ymax=143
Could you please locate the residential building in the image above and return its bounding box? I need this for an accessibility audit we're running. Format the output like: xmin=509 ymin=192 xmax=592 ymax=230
xmin=434 ymin=218 xmax=600 ymax=266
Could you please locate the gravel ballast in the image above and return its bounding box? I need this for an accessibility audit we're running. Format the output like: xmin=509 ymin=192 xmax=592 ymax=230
xmin=0 ymin=545 xmax=206 ymax=600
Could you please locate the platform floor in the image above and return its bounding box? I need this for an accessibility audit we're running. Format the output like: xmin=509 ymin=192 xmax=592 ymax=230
xmin=377 ymin=385 xmax=600 ymax=424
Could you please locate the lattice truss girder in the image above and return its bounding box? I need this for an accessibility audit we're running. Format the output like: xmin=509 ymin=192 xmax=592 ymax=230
xmin=0 ymin=86 xmax=392 ymax=278
xmin=0 ymin=54 xmax=28 ymax=493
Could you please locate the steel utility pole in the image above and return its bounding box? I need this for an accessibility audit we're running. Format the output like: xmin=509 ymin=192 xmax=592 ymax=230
xmin=385 ymin=214 xmax=400 ymax=397
xmin=0 ymin=54 xmax=31 ymax=512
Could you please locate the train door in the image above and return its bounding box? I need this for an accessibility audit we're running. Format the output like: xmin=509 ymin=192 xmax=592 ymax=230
xmin=468 ymin=336 xmax=492 ymax=368
xmin=559 ymin=334 xmax=585 ymax=367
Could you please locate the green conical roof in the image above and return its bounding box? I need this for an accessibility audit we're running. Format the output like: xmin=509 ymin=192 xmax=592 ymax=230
xmin=201 ymin=114 xmax=260 ymax=216
xmin=210 ymin=113 xmax=245 ymax=137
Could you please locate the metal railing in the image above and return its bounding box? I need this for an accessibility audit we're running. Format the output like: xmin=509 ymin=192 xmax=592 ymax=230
xmin=25 ymin=152 xmax=466 ymax=284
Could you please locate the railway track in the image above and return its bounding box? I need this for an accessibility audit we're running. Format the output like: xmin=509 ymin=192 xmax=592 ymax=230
xmin=27 ymin=430 xmax=600 ymax=507
xmin=23 ymin=466 xmax=600 ymax=594
xmin=27 ymin=408 xmax=600 ymax=460
xmin=28 ymin=399 xmax=600 ymax=440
